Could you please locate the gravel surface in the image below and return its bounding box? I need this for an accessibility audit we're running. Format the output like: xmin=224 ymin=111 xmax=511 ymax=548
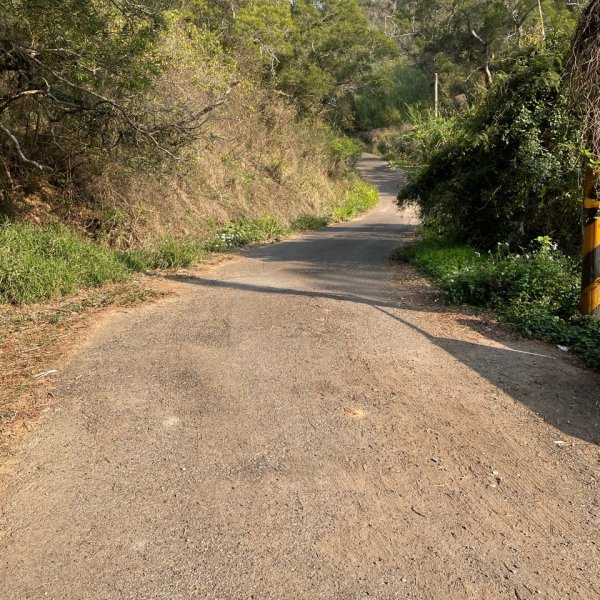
xmin=1 ymin=154 xmax=599 ymax=599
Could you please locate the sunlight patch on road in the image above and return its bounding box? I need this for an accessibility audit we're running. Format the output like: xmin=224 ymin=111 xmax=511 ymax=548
xmin=346 ymin=407 xmax=366 ymax=419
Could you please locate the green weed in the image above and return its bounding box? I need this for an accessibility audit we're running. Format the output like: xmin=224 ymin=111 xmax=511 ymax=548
xmin=0 ymin=222 xmax=129 ymax=305
xmin=204 ymin=217 xmax=287 ymax=252
xmin=393 ymin=235 xmax=600 ymax=370
xmin=331 ymin=179 xmax=378 ymax=222
xmin=121 ymin=235 xmax=204 ymax=270
xmin=290 ymin=214 xmax=330 ymax=231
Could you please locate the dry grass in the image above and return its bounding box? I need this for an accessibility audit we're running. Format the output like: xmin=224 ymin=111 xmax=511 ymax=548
xmin=81 ymin=83 xmax=348 ymax=249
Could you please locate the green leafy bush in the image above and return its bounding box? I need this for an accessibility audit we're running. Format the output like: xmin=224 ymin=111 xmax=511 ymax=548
xmin=324 ymin=132 xmax=362 ymax=176
xmin=398 ymin=37 xmax=582 ymax=252
xmin=505 ymin=307 xmax=600 ymax=369
xmin=394 ymin=235 xmax=600 ymax=369
xmin=398 ymin=236 xmax=579 ymax=311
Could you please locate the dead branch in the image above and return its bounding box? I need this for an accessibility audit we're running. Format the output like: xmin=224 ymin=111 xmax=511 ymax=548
xmin=0 ymin=122 xmax=50 ymax=170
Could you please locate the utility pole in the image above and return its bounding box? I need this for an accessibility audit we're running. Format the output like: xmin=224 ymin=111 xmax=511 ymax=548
xmin=434 ymin=73 xmax=439 ymax=118
xmin=537 ymin=0 xmax=546 ymax=39
xmin=581 ymin=167 xmax=600 ymax=317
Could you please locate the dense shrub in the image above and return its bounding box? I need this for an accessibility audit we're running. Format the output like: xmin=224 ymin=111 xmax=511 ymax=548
xmin=398 ymin=37 xmax=583 ymax=252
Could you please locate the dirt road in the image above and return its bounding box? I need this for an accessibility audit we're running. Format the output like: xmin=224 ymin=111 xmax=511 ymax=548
xmin=1 ymin=154 xmax=599 ymax=599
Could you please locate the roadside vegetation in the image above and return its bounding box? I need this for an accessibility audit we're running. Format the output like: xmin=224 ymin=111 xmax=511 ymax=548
xmin=366 ymin=1 xmax=600 ymax=370
xmin=0 ymin=1 xmax=390 ymax=306
xmin=0 ymin=177 xmax=377 ymax=305
xmin=393 ymin=235 xmax=600 ymax=369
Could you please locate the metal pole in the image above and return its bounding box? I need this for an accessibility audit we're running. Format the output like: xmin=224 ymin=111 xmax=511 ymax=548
xmin=581 ymin=166 xmax=600 ymax=317
xmin=434 ymin=72 xmax=439 ymax=118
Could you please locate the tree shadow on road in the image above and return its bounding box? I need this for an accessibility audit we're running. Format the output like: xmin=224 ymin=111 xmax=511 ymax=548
xmin=375 ymin=306 xmax=600 ymax=446
xmin=167 ymin=275 xmax=600 ymax=446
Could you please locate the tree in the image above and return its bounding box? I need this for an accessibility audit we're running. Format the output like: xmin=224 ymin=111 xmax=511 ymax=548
xmin=393 ymin=0 xmax=579 ymax=98
xmin=233 ymin=0 xmax=295 ymax=75
xmin=276 ymin=0 xmax=396 ymax=124
xmin=398 ymin=36 xmax=582 ymax=250
xmin=0 ymin=0 xmax=236 ymax=172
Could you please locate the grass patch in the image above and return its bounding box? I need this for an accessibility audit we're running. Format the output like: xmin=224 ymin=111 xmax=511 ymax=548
xmin=0 ymin=224 xmax=207 ymax=305
xmin=121 ymin=235 xmax=204 ymax=270
xmin=393 ymin=234 xmax=600 ymax=370
xmin=0 ymin=222 xmax=130 ymax=305
xmin=203 ymin=216 xmax=287 ymax=252
xmin=290 ymin=214 xmax=330 ymax=231
xmin=331 ymin=179 xmax=378 ymax=221
xmin=1 ymin=179 xmax=380 ymax=305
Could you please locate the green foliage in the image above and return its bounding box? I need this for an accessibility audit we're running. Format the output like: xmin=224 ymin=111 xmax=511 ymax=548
xmin=0 ymin=223 xmax=129 ymax=304
xmin=276 ymin=0 xmax=396 ymax=124
xmin=122 ymin=236 xmax=204 ymax=270
xmin=399 ymin=37 xmax=582 ymax=251
xmin=395 ymin=105 xmax=456 ymax=164
xmin=505 ymin=307 xmax=600 ymax=370
xmin=394 ymin=0 xmax=581 ymax=101
xmin=203 ymin=179 xmax=378 ymax=250
xmin=395 ymin=234 xmax=600 ymax=370
xmin=397 ymin=236 xmax=578 ymax=312
xmin=290 ymin=215 xmax=330 ymax=231
xmin=204 ymin=217 xmax=287 ymax=251
xmin=202 ymin=178 xmax=379 ymax=252
xmin=354 ymin=62 xmax=431 ymax=129
xmin=331 ymin=179 xmax=379 ymax=220
xmin=233 ymin=0 xmax=294 ymax=71
xmin=325 ymin=133 xmax=362 ymax=175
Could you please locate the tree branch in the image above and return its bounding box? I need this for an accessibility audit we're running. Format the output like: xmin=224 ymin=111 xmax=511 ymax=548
xmin=0 ymin=122 xmax=51 ymax=170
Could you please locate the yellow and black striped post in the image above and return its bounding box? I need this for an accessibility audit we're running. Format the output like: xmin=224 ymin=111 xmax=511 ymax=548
xmin=581 ymin=167 xmax=600 ymax=317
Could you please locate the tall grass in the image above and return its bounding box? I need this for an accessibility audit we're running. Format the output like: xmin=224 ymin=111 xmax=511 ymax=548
xmin=0 ymin=223 xmax=129 ymax=304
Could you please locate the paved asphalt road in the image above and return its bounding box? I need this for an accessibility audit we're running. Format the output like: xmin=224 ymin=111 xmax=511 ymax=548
xmin=1 ymin=154 xmax=599 ymax=599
